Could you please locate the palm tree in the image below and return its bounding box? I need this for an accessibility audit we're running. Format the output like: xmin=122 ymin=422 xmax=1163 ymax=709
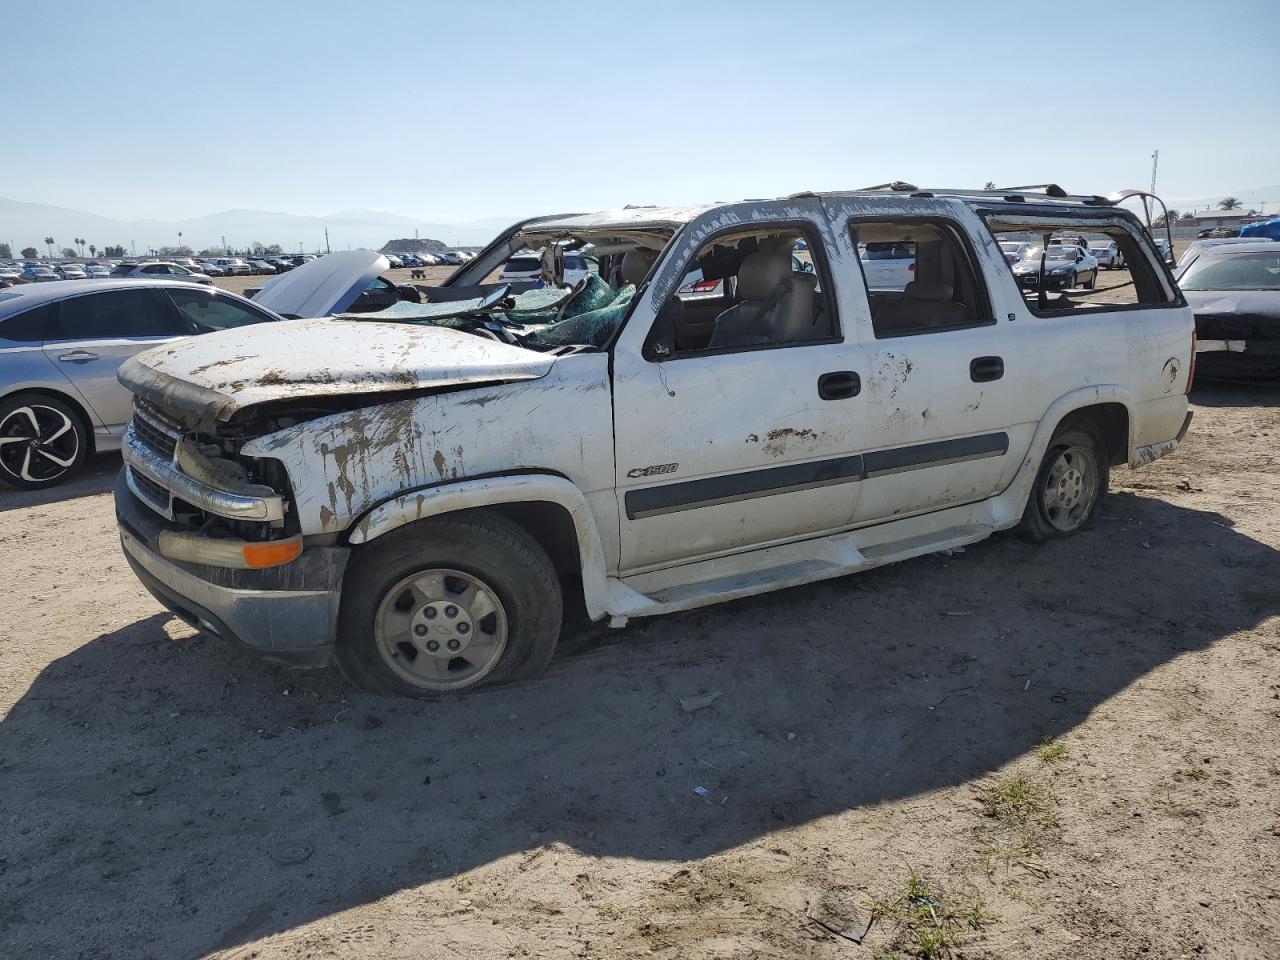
xmin=89 ymin=244 xmax=96 ymax=258
xmin=1154 ymin=209 xmax=1181 ymax=227
xmin=983 ymin=181 xmax=997 ymax=191
xmin=1218 ymin=197 xmax=1242 ymax=211
xmin=43 ymin=236 xmax=54 ymax=259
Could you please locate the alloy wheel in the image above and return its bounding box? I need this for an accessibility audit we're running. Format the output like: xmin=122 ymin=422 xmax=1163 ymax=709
xmin=0 ymin=405 xmax=80 ymax=484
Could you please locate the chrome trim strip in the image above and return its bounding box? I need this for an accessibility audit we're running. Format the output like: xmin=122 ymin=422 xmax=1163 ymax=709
xmin=122 ymin=422 xmax=284 ymax=522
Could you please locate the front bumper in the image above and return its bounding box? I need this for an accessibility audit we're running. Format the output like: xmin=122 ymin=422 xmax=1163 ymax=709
xmin=1016 ymin=272 xmax=1073 ymax=288
xmin=115 ymin=472 xmax=347 ymax=667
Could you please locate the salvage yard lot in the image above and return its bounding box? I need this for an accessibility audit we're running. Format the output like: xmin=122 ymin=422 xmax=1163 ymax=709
xmin=2 ymin=397 xmax=1279 ymax=958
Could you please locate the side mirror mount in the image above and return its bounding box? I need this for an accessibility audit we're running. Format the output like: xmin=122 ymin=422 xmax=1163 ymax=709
xmin=643 ymin=299 xmax=679 ymax=362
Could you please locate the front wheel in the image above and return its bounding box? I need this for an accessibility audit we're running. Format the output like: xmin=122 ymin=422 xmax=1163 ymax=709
xmin=1085 ymin=269 xmax=1096 ymax=289
xmin=1018 ymin=419 xmax=1109 ymax=541
xmin=336 ymin=513 xmax=562 ymax=696
xmin=0 ymin=392 xmax=88 ymax=490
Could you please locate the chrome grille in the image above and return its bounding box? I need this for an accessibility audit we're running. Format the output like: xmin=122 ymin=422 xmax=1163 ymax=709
xmin=131 ymin=399 xmax=181 ymax=462
xmin=130 ymin=469 xmax=170 ymax=510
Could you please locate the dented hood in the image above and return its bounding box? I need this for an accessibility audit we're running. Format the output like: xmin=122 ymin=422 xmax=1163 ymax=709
xmin=118 ymin=317 xmax=556 ymax=422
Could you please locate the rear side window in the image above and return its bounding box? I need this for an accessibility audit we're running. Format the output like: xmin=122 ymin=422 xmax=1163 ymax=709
xmin=850 ymin=219 xmax=993 ymax=337
xmin=0 ymin=304 xmax=50 ymax=343
xmin=47 ymin=290 xmax=188 ymax=340
xmin=166 ymin=288 xmax=276 ymax=332
xmin=980 ymin=213 xmax=1177 ymax=314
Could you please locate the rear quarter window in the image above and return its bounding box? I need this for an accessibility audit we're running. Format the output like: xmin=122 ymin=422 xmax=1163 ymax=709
xmin=0 ymin=304 xmax=50 ymax=343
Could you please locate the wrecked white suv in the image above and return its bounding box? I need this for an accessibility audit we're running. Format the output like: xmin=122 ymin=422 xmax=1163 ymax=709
xmin=115 ymin=185 xmax=1195 ymax=696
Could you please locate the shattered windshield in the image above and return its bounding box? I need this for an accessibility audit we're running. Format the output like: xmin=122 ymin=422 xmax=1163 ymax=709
xmin=341 ymin=273 xmax=638 ymax=353
xmin=342 ymin=225 xmax=676 ymax=352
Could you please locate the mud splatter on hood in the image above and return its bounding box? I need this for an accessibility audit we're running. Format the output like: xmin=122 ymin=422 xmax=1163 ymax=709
xmin=118 ymin=317 xmax=555 ymax=422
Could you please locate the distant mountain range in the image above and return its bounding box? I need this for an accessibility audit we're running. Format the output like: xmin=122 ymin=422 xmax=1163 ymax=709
xmin=0 ymin=198 xmax=516 ymax=255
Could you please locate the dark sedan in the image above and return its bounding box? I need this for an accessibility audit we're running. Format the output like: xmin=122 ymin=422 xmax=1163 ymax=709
xmin=1183 ymin=242 xmax=1280 ymax=382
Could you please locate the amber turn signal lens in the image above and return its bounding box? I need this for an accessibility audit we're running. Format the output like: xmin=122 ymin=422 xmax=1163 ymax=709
xmin=241 ymin=536 xmax=303 ymax=568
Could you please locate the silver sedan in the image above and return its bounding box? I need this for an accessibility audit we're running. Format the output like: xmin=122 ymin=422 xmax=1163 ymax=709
xmin=0 ymin=279 xmax=280 ymax=489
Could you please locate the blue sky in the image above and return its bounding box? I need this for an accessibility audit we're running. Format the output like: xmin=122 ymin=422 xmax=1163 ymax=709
xmin=3 ymin=0 xmax=1278 ymax=223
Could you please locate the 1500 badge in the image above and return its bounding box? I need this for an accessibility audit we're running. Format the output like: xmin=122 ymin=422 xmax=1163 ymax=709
xmin=627 ymin=462 xmax=679 ymax=478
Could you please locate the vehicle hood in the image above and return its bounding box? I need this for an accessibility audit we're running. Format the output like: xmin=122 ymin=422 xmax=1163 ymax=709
xmin=117 ymin=317 xmax=556 ymax=423
xmin=1184 ymin=290 xmax=1280 ymax=321
xmin=249 ymin=249 xmax=388 ymax=318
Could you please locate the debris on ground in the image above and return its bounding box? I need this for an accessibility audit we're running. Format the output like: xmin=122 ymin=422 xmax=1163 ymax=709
xmin=679 ymin=691 xmax=721 ymax=712
xmin=807 ymin=894 xmax=873 ymax=944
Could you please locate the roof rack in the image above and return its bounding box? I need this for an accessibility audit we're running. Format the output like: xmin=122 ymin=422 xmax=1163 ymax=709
xmin=841 ymin=182 xmax=1115 ymax=206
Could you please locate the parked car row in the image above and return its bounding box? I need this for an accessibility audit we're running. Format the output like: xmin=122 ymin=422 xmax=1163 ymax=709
xmin=383 ymin=250 xmax=474 ymax=268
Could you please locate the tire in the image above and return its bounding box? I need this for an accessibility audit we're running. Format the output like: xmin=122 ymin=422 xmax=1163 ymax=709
xmin=335 ymin=512 xmax=562 ymax=696
xmin=1018 ymin=418 xmax=1109 ymax=542
xmin=0 ymin=392 xmax=89 ymax=490
xmin=1067 ymin=270 xmax=1077 ymax=290
xmin=1085 ymin=269 xmax=1096 ymax=290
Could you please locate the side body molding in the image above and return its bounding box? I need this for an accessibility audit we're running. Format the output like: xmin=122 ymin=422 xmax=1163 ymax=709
xmin=348 ymin=475 xmax=612 ymax=621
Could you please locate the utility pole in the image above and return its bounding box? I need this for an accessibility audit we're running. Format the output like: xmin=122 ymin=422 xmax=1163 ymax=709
xmin=1149 ymin=149 xmax=1159 ymax=195
xmin=324 ymin=228 xmax=331 ymax=254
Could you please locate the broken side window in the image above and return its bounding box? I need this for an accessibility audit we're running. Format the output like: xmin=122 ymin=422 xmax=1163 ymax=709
xmin=980 ymin=214 xmax=1177 ymax=314
xmin=647 ymin=227 xmax=835 ymax=357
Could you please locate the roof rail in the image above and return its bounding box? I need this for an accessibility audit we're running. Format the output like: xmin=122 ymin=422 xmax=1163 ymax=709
xmin=844 ymin=182 xmax=1115 ymax=206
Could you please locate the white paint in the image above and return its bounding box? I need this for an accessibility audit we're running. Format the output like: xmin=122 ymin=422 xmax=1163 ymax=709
xmin=122 ymin=192 xmax=1195 ymax=629
xmin=132 ymin=318 xmax=556 ymax=414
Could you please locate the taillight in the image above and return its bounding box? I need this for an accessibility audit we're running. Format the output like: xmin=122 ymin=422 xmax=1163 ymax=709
xmin=1185 ymin=328 xmax=1196 ymax=394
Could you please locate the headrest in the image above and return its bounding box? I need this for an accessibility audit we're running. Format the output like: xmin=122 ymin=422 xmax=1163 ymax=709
xmin=905 ymin=239 xmax=956 ymax=302
xmin=904 ymin=279 xmax=954 ymax=302
xmin=736 ymin=246 xmax=793 ymax=300
xmin=620 ymin=249 xmax=657 ymax=285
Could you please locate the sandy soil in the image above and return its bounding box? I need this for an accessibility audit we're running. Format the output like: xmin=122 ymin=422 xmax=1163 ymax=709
xmin=1 ymin=379 xmax=1278 ymax=960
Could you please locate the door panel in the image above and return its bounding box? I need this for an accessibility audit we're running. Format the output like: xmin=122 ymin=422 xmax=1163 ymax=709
xmin=41 ymin=289 xmax=191 ymax=432
xmin=612 ymin=343 xmax=867 ymax=572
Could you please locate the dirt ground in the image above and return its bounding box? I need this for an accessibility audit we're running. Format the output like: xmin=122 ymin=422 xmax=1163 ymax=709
xmin=1 ymin=375 xmax=1278 ymax=960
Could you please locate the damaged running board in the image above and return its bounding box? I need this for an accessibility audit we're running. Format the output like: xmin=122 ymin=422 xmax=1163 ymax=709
xmin=604 ymin=521 xmax=993 ymax=619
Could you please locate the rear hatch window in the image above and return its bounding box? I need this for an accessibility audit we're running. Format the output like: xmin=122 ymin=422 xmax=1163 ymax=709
xmin=504 ymin=257 xmax=541 ymax=272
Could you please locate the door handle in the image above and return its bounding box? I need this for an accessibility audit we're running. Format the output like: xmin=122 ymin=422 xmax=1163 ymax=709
xmin=818 ymin=370 xmax=860 ymax=400
xmin=58 ymin=350 xmax=99 ymax=363
xmin=970 ymin=356 xmax=1004 ymax=382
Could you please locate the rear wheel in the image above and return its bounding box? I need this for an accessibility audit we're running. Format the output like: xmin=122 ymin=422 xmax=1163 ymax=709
xmin=0 ymin=392 xmax=88 ymax=490
xmin=336 ymin=513 xmax=562 ymax=696
xmin=1019 ymin=419 xmax=1108 ymax=541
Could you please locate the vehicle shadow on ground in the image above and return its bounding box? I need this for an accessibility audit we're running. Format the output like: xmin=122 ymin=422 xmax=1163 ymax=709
xmin=3 ymin=494 xmax=1278 ymax=959
xmin=0 ymin=453 xmax=117 ymax=514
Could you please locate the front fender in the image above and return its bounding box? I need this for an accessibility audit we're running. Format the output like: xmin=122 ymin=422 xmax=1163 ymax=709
xmin=347 ymin=474 xmax=612 ymax=621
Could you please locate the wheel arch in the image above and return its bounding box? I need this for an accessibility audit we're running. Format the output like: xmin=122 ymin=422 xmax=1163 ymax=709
xmin=347 ymin=474 xmax=611 ymax=622
xmin=992 ymin=386 xmax=1134 ymax=529
xmin=0 ymin=385 xmax=98 ymax=455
